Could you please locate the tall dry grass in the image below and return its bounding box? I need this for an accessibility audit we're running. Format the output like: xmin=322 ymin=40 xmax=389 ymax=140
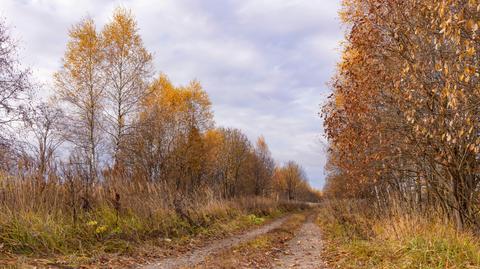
xmin=318 ymin=199 xmax=480 ymax=268
xmin=0 ymin=172 xmax=300 ymax=256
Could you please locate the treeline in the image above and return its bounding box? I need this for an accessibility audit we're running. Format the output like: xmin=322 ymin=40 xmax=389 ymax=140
xmin=0 ymin=8 xmax=319 ymax=222
xmin=323 ymin=0 xmax=480 ymax=230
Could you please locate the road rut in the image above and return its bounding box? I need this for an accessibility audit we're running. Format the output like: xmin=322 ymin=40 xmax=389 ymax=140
xmin=139 ymin=216 xmax=288 ymax=269
xmin=273 ymin=214 xmax=326 ymax=269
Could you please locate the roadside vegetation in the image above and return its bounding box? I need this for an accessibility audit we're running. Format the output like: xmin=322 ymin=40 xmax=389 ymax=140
xmin=318 ymin=201 xmax=480 ymax=269
xmin=321 ymin=0 xmax=480 ymax=268
xmin=0 ymin=8 xmax=320 ymax=266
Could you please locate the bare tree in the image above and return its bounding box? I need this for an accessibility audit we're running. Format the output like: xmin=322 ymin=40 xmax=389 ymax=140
xmin=0 ymin=19 xmax=31 ymax=170
xmin=27 ymin=101 xmax=64 ymax=179
xmin=0 ymin=19 xmax=30 ymax=126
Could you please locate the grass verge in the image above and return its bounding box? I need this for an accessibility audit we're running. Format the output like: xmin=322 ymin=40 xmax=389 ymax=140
xmin=317 ymin=201 xmax=480 ymax=269
xmin=0 ymin=198 xmax=305 ymax=268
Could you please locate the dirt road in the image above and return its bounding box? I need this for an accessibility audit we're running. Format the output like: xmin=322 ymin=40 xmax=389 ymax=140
xmin=273 ymin=214 xmax=326 ymax=269
xmin=139 ymin=212 xmax=326 ymax=269
xmin=140 ymin=216 xmax=288 ymax=269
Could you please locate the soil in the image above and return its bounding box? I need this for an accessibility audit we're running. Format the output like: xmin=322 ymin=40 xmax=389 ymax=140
xmin=140 ymin=212 xmax=327 ymax=269
xmin=272 ymin=214 xmax=326 ymax=269
xmin=139 ymin=216 xmax=288 ymax=269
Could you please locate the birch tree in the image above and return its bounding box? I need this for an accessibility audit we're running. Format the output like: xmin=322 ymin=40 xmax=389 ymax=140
xmin=54 ymin=18 xmax=105 ymax=189
xmin=102 ymin=8 xmax=153 ymax=166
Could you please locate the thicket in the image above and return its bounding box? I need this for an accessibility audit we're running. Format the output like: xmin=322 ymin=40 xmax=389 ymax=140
xmin=323 ymin=0 xmax=480 ymax=230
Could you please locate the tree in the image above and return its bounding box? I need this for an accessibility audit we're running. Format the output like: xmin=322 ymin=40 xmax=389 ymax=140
xmin=27 ymin=101 xmax=64 ymax=179
xmin=102 ymin=8 xmax=153 ymax=166
xmin=0 ymin=19 xmax=31 ymax=169
xmin=251 ymin=136 xmax=274 ymax=196
xmin=129 ymin=74 xmax=213 ymax=188
xmin=272 ymin=161 xmax=310 ymax=201
xmin=219 ymin=128 xmax=251 ymax=198
xmin=323 ymin=0 xmax=480 ymax=229
xmin=0 ymin=19 xmax=30 ymax=130
xmin=281 ymin=161 xmax=306 ymax=200
xmin=54 ymin=18 xmax=105 ymax=189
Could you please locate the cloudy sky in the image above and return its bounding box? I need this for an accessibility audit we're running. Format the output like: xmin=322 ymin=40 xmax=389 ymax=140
xmin=1 ymin=0 xmax=343 ymax=188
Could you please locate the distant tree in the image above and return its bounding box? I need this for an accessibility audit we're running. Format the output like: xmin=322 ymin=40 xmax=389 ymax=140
xmin=218 ymin=128 xmax=251 ymax=198
xmin=275 ymin=161 xmax=306 ymax=201
xmin=251 ymin=136 xmax=275 ymax=196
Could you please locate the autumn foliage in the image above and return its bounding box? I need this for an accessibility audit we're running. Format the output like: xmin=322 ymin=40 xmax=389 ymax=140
xmin=0 ymin=8 xmax=320 ymax=257
xmin=323 ymin=0 xmax=480 ymax=230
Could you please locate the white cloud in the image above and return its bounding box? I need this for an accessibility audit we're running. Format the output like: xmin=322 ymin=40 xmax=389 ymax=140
xmin=236 ymin=0 xmax=339 ymax=34
xmin=0 ymin=0 xmax=342 ymax=188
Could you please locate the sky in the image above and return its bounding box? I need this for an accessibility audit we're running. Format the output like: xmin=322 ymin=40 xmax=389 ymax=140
xmin=0 ymin=0 xmax=343 ymax=189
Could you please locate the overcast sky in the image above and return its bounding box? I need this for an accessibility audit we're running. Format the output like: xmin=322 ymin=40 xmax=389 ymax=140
xmin=1 ymin=0 xmax=343 ymax=189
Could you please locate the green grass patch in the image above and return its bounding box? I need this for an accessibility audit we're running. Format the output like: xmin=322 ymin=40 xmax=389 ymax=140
xmin=246 ymin=214 xmax=266 ymax=225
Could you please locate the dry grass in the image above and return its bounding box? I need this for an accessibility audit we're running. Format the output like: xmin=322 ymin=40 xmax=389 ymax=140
xmin=317 ymin=200 xmax=480 ymax=269
xmin=0 ymin=173 xmax=304 ymax=267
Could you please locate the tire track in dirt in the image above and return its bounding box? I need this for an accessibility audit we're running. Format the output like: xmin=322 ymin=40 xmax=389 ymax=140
xmin=273 ymin=214 xmax=326 ymax=269
xmin=139 ymin=216 xmax=288 ymax=269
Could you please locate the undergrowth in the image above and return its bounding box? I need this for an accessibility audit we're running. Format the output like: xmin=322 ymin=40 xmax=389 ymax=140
xmin=0 ymin=197 xmax=299 ymax=260
xmin=318 ymin=200 xmax=480 ymax=269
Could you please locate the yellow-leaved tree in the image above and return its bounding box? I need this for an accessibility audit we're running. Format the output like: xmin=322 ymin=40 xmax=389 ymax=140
xmin=54 ymin=18 xmax=105 ymax=194
xmin=102 ymin=8 xmax=153 ymax=167
xmin=129 ymin=74 xmax=213 ymax=193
